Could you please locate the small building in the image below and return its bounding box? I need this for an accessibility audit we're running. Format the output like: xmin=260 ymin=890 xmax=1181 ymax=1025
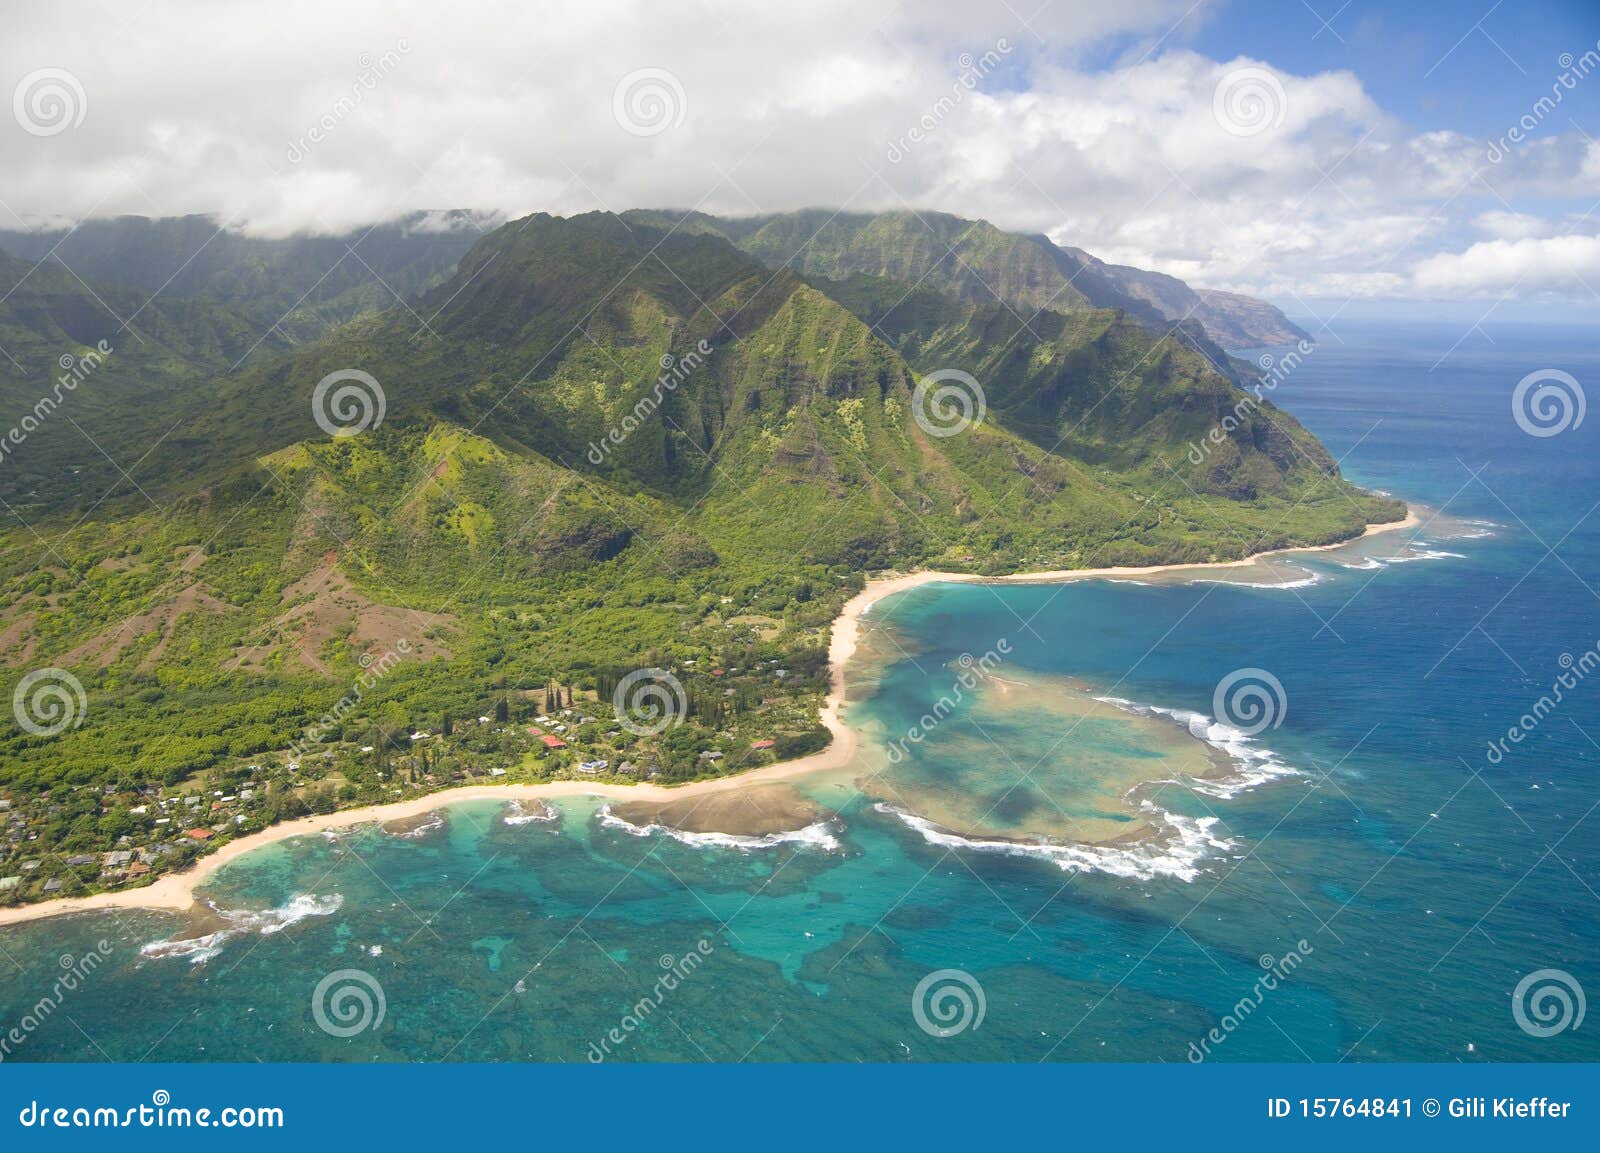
xmin=0 ymin=876 xmax=19 ymax=891
xmin=42 ymin=877 xmax=63 ymax=893
xmin=66 ymin=855 xmax=97 ymax=867
xmin=751 ymin=739 xmax=776 ymax=750
xmin=183 ymin=828 xmax=213 ymax=841
xmin=539 ymin=734 xmax=567 ymax=749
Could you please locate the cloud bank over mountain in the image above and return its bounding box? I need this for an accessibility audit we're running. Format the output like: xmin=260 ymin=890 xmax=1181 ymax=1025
xmin=2 ymin=0 xmax=1595 ymax=306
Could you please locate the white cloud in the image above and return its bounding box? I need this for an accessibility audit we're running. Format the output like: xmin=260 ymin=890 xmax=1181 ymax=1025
xmin=1413 ymin=234 xmax=1600 ymax=296
xmin=0 ymin=0 xmax=1592 ymax=303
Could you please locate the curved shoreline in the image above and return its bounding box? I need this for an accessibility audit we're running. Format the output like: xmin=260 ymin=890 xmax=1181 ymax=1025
xmin=0 ymin=509 xmax=1417 ymax=929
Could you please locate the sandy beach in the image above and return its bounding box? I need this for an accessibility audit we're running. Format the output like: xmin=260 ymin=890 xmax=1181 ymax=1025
xmin=0 ymin=509 xmax=1417 ymax=929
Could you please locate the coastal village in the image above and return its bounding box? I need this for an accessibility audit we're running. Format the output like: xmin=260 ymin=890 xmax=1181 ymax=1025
xmin=0 ymin=652 xmax=829 ymax=907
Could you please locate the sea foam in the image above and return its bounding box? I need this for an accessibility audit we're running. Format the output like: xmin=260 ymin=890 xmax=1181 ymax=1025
xmin=502 ymin=799 xmax=558 ymax=826
xmin=876 ymin=801 xmax=1233 ymax=883
xmin=140 ymin=893 xmax=344 ymax=965
xmin=596 ymin=806 xmax=841 ymax=852
xmin=1186 ymin=566 xmax=1324 ymax=590
xmin=1093 ymin=694 xmax=1298 ymax=799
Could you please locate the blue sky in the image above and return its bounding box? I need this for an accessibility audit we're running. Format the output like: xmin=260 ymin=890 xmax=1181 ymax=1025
xmin=1186 ymin=0 xmax=1600 ymax=136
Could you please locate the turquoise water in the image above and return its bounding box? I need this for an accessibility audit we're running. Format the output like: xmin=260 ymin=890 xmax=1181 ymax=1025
xmin=2 ymin=321 xmax=1597 ymax=1063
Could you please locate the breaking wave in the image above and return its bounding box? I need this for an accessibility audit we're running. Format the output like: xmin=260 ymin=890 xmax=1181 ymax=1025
xmin=1187 ymin=566 xmax=1323 ymax=590
xmin=502 ymin=799 xmax=558 ymax=826
xmin=877 ymin=801 xmax=1233 ymax=883
xmin=596 ymin=806 xmax=841 ymax=852
xmin=140 ymin=893 xmax=344 ymax=965
xmin=1093 ymin=694 xmax=1298 ymax=799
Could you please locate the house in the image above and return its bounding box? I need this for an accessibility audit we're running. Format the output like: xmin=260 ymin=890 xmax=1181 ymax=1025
xmin=66 ymin=855 xmax=97 ymax=867
xmin=698 ymin=750 xmax=724 ymax=761
xmin=127 ymin=862 xmax=152 ymax=877
xmin=183 ymin=828 xmax=213 ymax=841
xmin=488 ymin=767 xmax=507 ymax=777
xmin=526 ymin=726 xmax=545 ymax=736
xmin=750 ymin=739 xmax=776 ymax=750
xmin=42 ymin=877 xmax=63 ymax=893
xmin=105 ymin=850 xmax=134 ymax=867
xmin=539 ymin=734 xmax=567 ymax=749
xmin=0 ymin=876 xmax=19 ymax=891
xmin=409 ymin=731 xmax=430 ymax=741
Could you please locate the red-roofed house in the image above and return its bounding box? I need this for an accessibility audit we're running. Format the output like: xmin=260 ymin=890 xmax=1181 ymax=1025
xmin=751 ymin=739 xmax=776 ymax=750
xmin=539 ymin=734 xmax=567 ymax=749
xmin=183 ymin=828 xmax=213 ymax=841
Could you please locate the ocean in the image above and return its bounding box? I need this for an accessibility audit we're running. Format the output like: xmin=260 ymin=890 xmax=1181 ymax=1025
xmin=3 ymin=319 xmax=1597 ymax=1063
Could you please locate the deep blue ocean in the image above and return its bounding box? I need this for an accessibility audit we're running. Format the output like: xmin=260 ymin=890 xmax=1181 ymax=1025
xmin=2 ymin=319 xmax=1596 ymax=1063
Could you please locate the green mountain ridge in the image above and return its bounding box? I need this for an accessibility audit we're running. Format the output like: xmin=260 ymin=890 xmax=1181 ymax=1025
xmin=0 ymin=206 xmax=1397 ymax=901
